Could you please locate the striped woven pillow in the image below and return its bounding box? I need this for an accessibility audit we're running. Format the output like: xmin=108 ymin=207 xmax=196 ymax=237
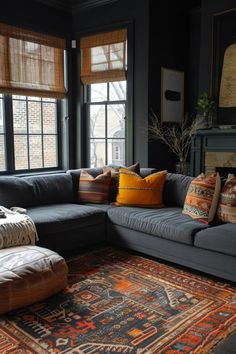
xmin=115 ymin=168 xmax=167 ymax=208
xmin=182 ymin=173 xmax=221 ymax=224
xmin=217 ymin=174 xmax=236 ymax=223
xmin=78 ymin=170 xmax=111 ymax=204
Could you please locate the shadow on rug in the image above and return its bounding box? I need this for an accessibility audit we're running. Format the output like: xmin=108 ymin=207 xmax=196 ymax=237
xmin=1 ymin=246 xmax=236 ymax=353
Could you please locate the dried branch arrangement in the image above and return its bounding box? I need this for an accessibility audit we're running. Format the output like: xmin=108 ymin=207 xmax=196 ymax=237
xmin=148 ymin=112 xmax=203 ymax=162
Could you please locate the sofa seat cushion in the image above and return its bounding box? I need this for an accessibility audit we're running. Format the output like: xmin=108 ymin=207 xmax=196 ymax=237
xmin=194 ymin=223 xmax=236 ymax=257
xmin=83 ymin=203 xmax=116 ymax=212
xmin=27 ymin=203 xmax=105 ymax=235
xmin=107 ymin=207 xmax=208 ymax=245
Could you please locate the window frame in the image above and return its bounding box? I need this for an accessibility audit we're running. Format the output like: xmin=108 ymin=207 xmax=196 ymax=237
xmin=86 ymin=82 xmax=127 ymax=168
xmin=79 ymin=23 xmax=134 ymax=168
xmin=0 ymin=94 xmax=62 ymax=175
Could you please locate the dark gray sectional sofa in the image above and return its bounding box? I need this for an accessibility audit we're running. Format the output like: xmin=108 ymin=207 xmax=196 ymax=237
xmin=0 ymin=168 xmax=235 ymax=283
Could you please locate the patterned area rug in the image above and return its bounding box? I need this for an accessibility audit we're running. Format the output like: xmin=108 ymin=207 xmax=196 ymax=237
xmin=1 ymin=247 xmax=236 ymax=353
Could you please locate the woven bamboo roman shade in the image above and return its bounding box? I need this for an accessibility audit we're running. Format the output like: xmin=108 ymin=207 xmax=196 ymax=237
xmin=0 ymin=23 xmax=66 ymax=98
xmin=80 ymin=29 xmax=127 ymax=84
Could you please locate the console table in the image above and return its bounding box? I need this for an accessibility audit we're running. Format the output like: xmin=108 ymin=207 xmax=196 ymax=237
xmin=190 ymin=128 xmax=236 ymax=177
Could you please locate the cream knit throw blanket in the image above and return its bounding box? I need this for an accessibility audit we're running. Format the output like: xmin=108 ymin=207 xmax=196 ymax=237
xmin=0 ymin=206 xmax=38 ymax=249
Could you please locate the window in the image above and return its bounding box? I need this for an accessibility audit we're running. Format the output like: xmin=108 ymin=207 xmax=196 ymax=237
xmin=0 ymin=23 xmax=66 ymax=173
xmin=80 ymin=29 xmax=128 ymax=167
xmin=0 ymin=94 xmax=60 ymax=173
xmin=13 ymin=95 xmax=58 ymax=170
xmin=87 ymin=81 xmax=126 ymax=167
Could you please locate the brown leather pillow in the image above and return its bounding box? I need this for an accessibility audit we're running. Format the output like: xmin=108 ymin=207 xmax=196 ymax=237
xmin=78 ymin=170 xmax=111 ymax=204
xmin=103 ymin=162 xmax=140 ymax=202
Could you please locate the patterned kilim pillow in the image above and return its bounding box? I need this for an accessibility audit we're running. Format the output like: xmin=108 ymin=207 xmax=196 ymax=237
xmin=103 ymin=162 xmax=140 ymax=202
xmin=78 ymin=170 xmax=111 ymax=204
xmin=217 ymin=174 xmax=236 ymax=223
xmin=115 ymin=168 xmax=167 ymax=208
xmin=182 ymin=173 xmax=221 ymax=224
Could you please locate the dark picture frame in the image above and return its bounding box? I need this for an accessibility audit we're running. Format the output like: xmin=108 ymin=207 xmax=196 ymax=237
xmin=212 ymin=8 xmax=236 ymax=125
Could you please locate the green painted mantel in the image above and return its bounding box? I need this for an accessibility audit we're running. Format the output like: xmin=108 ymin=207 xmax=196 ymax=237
xmin=190 ymin=128 xmax=236 ymax=176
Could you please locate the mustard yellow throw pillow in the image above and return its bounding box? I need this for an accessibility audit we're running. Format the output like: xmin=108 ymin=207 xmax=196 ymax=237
xmin=115 ymin=168 xmax=167 ymax=208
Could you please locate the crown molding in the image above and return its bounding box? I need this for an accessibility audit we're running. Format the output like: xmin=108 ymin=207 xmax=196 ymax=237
xmin=32 ymin=0 xmax=119 ymax=14
xmin=72 ymin=0 xmax=118 ymax=13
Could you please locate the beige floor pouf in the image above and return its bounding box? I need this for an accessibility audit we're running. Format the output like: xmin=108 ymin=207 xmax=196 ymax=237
xmin=0 ymin=245 xmax=68 ymax=315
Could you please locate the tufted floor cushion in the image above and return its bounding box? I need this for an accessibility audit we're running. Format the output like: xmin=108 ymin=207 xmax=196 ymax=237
xmin=0 ymin=245 xmax=68 ymax=315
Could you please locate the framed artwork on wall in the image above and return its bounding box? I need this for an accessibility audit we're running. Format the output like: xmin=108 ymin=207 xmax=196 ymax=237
xmin=212 ymin=8 xmax=236 ymax=125
xmin=161 ymin=67 xmax=184 ymax=123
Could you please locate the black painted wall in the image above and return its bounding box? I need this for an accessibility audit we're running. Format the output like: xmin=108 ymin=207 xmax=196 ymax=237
xmin=2 ymin=0 xmax=234 ymax=171
xmin=198 ymin=0 xmax=236 ymax=126
xmin=0 ymin=0 xmax=71 ymax=37
xmin=188 ymin=7 xmax=201 ymax=116
xmin=0 ymin=0 xmax=73 ymax=169
xmin=72 ymin=0 xmax=149 ymax=168
xmin=148 ymin=0 xmax=189 ymax=171
xmin=199 ymin=0 xmax=236 ymax=95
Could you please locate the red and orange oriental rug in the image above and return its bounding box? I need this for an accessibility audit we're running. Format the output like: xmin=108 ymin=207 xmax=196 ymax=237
xmin=0 ymin=247 xmax=236 ymax=353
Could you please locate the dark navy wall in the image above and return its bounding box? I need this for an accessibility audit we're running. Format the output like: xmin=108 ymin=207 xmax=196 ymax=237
xmin=0 ymin=0 xmax=71 ymax=37
xmin=199 ymin=0 xmax=236 ymax=95
xmin=148 ymin=0 xmax=189 ymax=172
xmin=72 ymin=0 xmax=149 ymax=167
xmin=4 ymin=0 xmax=235 ymax=171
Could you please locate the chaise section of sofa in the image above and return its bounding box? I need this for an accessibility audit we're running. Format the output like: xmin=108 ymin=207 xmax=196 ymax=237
xmin=107 ymin=172 xmax=236 ymax=282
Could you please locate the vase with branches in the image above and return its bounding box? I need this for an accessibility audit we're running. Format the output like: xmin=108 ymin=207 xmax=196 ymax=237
xmin=148 ymin=112 xmax=203 ymax=174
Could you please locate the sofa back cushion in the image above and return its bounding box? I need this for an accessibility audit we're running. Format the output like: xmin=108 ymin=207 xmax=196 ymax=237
xmin=163 ymin=173 xmax=193 ymax=207
xmin=0 ymin=173 xmax=74 ymax=208
xmin=25 ymin=173 xmax=74 ymax=205
xmin=0 ymin=177 xmax=35 ymax=208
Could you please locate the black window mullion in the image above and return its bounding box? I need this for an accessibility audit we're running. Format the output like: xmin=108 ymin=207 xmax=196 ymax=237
xmin=4 ymin=95 xmax=15 ymax=173
xmin=41 ymin=99 xmax=44 ymax=168
xmin=56 ymin=100 xmax=62 ymax=169
xmin=26 ymin=98 xmax=30 ymax=169
xmin=105 ymin=83 xmax=109 ymax=164
xmin=105 ymin=103 xmax=108 ymax=165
